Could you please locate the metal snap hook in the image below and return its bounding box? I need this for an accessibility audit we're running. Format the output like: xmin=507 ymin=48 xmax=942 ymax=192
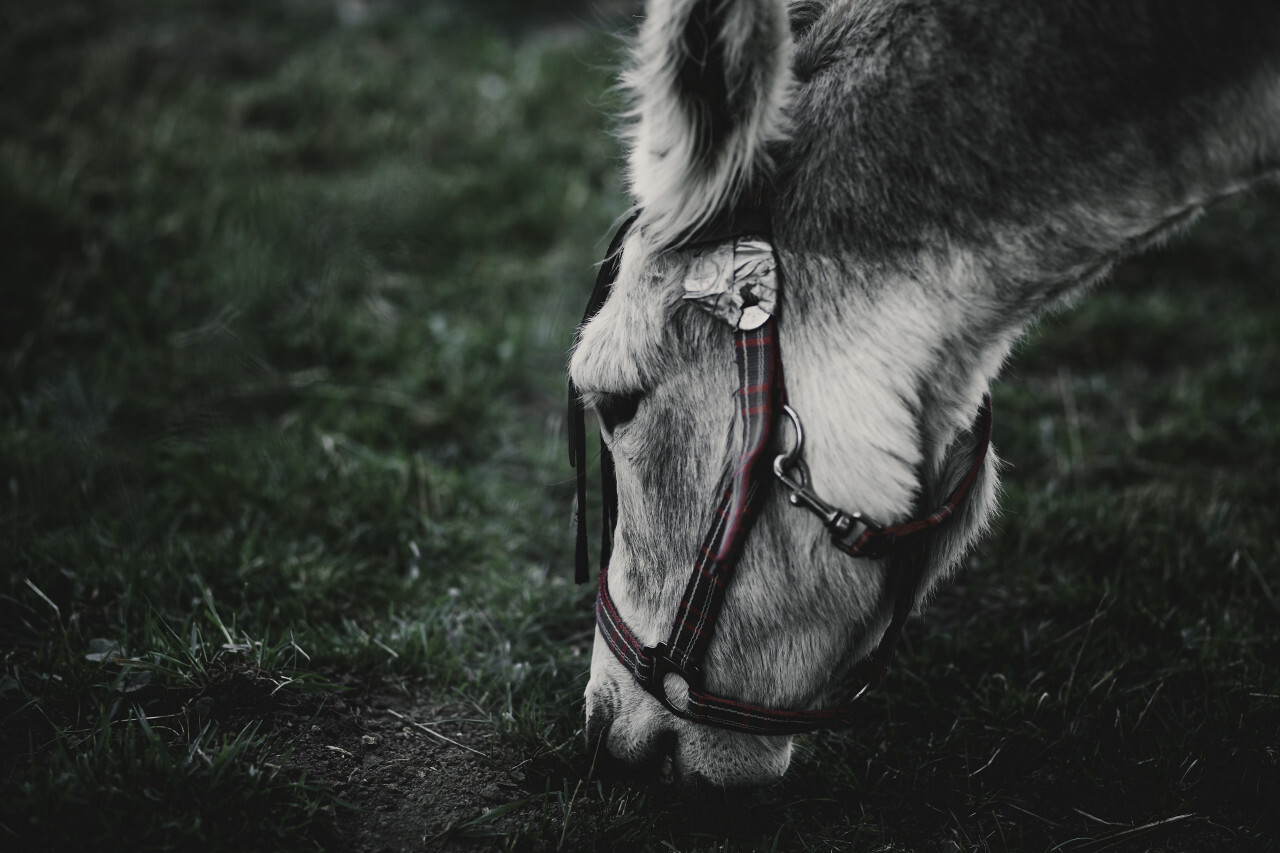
xmin=772 ymin=404 xmax=883 ymax=542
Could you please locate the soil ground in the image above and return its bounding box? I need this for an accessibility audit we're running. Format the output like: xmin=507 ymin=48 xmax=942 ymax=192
xmin=285 ymin=688 xmax=535 ymax=852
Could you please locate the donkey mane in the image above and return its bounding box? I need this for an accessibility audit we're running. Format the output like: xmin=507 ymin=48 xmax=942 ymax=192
xmin=782 ymin=0 xmax=1280 ymax=260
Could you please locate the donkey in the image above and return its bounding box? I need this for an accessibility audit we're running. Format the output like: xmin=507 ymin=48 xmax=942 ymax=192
xmin=568 ymin=0 xmax=1280 ymax=787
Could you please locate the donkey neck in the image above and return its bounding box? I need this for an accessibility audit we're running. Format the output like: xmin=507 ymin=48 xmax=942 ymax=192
xmin=771 ymin=0 xmax=1280 ymax=470
xmin=779 ymin=0 xmax=1280 ymax=297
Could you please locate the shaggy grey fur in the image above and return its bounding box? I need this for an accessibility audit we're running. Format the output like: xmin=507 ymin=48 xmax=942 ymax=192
xmin=572 ymin=0 xmax=1280 ymax=787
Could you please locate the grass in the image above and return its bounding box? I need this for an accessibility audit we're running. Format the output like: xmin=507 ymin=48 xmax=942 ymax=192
xmin=2 ymin=1 xmax=1277 ymax=850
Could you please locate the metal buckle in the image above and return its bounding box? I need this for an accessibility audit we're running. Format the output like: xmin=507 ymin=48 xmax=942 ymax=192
xmin=641 ymin=643 xmax=703 ymax=717
xmin=773 ymin=405 xmax=883 ymax=544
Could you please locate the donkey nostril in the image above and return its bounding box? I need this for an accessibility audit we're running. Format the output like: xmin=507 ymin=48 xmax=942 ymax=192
xmin=654 ymin=730 xmax=679 ymax=786
xmin=586 ymin=721 xmax=611 ymax=765
xmin=584 ymin=706 xmax=682 ymax=786
xmin=584 ymin=705 xmax=611 ymax=749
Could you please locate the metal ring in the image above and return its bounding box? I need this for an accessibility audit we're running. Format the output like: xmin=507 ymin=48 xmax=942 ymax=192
xmin=643 ymin=644 xmax=702 ymax=717
xmin=772 ymin=404 xmax=807 ymax=481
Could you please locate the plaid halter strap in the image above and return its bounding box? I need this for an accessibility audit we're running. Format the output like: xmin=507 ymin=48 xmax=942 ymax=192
xmin=569 ymin=211 xmax=993 ymax=735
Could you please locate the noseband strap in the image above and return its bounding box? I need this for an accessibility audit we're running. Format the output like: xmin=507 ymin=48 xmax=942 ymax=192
xmin=570 ymin=211 xmax=993 ymax=734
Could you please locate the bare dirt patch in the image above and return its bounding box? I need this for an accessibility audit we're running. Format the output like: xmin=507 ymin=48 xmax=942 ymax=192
xmin=281 ymin=682 xmax=544 ymax=852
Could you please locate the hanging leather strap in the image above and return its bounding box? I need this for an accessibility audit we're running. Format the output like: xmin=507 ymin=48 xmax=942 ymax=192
xmin=569 ymin=212 xmax=640 ymax=583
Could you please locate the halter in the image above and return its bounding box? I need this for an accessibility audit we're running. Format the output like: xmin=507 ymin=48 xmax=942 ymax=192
xmin=568 ymin=209 xmax=992 ymax=735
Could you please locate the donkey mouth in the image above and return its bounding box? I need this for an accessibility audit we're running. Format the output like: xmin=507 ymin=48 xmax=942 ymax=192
xmin=586 ymin=714 xmax=680 ymax=786
xmin=585 ymin=684 xmax=796 ymax=790
xmin=586 ymin=720 xmax=788 ymax=800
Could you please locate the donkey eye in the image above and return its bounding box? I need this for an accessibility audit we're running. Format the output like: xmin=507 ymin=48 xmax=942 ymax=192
xmin=595 ymin=391 xmax=644 ymax=433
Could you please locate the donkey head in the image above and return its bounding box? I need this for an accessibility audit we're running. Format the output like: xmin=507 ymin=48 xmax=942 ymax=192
xmin=570 ymin=0 xmax=1004 ymax=786
xmin=570 ymin=0 xmax=1280 ymax=786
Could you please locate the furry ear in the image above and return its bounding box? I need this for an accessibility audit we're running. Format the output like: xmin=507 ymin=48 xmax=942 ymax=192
xmin=624 ymin=0 xmax=793 ymax=247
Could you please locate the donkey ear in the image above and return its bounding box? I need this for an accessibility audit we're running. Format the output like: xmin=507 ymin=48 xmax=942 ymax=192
xmin=625 ymin=0 xmax=793 ymax=246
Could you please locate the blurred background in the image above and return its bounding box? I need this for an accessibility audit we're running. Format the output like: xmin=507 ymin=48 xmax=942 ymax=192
xmin=2 ymin=0 xmax=631 ymax=617
xmin=1 ymin=0 xmax=643 ymax=846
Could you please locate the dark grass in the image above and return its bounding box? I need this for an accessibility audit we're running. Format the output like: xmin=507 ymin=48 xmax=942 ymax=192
xmin=2 ymin=1 xmax=1278 ymax=850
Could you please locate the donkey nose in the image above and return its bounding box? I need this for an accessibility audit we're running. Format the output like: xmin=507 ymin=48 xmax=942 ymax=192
xmin=619 ymin=729 xmax=679 ymax=785
xmin=589 ymin=723 xmax=682 ymax=786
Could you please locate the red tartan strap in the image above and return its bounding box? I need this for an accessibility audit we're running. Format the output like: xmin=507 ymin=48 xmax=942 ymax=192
xmin=578 ymin=212 xmax=997 ymax=735
xmin=660 ymin=321 xmax=782 ymax=676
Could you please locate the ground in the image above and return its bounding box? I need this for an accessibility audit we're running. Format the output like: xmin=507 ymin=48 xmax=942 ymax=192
xmin=282 ymin=687 xmax=534 ymax=851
